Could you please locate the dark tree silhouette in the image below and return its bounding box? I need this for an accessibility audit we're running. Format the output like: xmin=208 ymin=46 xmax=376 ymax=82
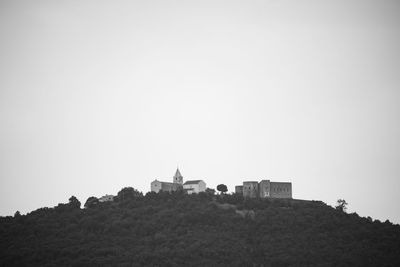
xmin=335 ymin=199 xmax=348 ymax=212
xmin=205 ymin=188 xmax=216 ymax=196
xmin=84 ymin=196 xmax=99 ymax=208
xmin=217 ymin=184 xmax=228 ymax=194
xmin=116 ymin=187 xmax=143 ymax=201
xmin=1 ymin=191 xmax=400 ymax=266
xmin=68 ymin=196 xmax=81 ymax=208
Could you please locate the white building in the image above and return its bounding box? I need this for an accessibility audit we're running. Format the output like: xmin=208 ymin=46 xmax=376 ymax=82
xmin=183 ymin=180 xmax=206 ymax=194
xmin=99 ymin=195 xmax=114 ymax=202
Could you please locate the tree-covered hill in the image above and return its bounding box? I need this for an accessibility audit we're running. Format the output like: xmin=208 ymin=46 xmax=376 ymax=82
xmin=1 ymin=190 xmax=399 ymax=267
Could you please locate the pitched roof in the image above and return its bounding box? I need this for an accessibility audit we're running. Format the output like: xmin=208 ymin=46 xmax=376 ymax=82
xmin=183 ymin=180 xmax=203 ymax=185
xmin=152 ymin=180 xmax=174 ymax=185
xmin=173 ymin=168 xmax=183 ymax=179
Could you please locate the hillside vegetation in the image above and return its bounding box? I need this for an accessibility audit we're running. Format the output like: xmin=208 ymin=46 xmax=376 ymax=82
xmin=1 ymin=190 xmax=400 ymax=266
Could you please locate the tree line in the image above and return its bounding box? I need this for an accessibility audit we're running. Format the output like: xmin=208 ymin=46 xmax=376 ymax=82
xmin=1 ymin=187 xmax=399 ymax=266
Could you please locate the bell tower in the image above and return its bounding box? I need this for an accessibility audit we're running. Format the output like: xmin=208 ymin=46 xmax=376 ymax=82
xmin=173 ymin=168 xmax=183 ymax=184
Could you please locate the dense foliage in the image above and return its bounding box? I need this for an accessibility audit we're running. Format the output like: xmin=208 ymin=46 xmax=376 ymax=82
xmin=216 ymin=184 xmax=228 ymax=194
xmin=1 ymin=190 xmax=399 ymax=267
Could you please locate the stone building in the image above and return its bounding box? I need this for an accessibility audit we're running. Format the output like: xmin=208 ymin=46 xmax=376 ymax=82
xmin=268 ymin=181 xmax=292 ymax=198
xmin=150 ymin=168 xmax=183 ymax=193
xmin=99 ymin=194 xmax=115 ymax=202
xmin=150 ymin=169 xmax=207 ymax=194
xmin=151 ymin=180 xmax=182 ymax=193
xmin=237 ymin=179 xmax=292 ymax=199
xmin=243 ymin=181 xmax=259 ymax=198
xmin=235 ymin=185 xmax=243 ymax=194
xmin=183 ymin=180 xmax=206 ymax=194
xmin=172 ymin=168 xmax=183 ymax=184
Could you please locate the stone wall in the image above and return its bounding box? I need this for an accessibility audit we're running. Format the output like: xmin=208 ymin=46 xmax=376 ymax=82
xmin=235 ymin=185 xmax=243 ymax=194
xmin=235 ymin=180 xmax=292 ymax=199
xmin=151 ymin=180 xmax=182 ymax=193
xmin=243 ymin=181 xmax=259 ymax=198
xmin=161 ymin=182 xmax=182 ymax=192
xmin=151 ymin=180 xmax=162 ymax=193
xmin=258 ymin=180 xmax=271 ymax=198
xmin=269 ymin=182 xmax=292 ymax=198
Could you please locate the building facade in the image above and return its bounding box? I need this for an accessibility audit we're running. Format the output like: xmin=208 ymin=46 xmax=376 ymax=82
xmin=99 ymin=194 xmax=115 ymax=202
xmin=243 ymin=181 xmax=259 ymax=198
xmin=150 ymin=168 xmax=184 ymax=193
xmin=183 ymin=180 xmax=206 ymax=194
xmin=173 ymin=168 xmax=183 ymax=184
xmin=237 ymin=179 xmax=292 ymax=199
xmin=269 ymin=181 xmax=292 ymax=198
xmin=150 ymin=168 xmax=206 ymax=194
xmin=235 ymin=185 xmax=243 ymax=194
xmin=151 ymin=180 xmax=182 ymax=193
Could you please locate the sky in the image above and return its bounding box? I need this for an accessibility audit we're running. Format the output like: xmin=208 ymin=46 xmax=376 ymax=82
xmin=1 ymin=0 xmax=399 ymax=223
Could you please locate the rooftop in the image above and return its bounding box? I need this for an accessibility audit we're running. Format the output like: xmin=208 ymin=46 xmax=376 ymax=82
xmin=183 ymin=180 xmax=203 ymax=185
xmin=173 ymin=168 xmax=183 ymax=179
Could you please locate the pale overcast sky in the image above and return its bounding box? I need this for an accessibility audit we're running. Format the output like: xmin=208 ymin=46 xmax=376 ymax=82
xmin=1 ymin=0 xmax=399 ymax=223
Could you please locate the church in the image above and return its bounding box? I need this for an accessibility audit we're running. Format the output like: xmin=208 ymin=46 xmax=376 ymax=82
xmin=150 ymin=169 xmax=206 ymax=194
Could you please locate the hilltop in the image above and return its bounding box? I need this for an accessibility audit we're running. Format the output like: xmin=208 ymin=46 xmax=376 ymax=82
xmin=1 ymin=190 xmax=399 ymax=266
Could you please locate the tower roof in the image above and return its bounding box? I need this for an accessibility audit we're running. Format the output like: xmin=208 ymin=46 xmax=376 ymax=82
xmin=174 ymin=168 xmax=183 ymax=179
